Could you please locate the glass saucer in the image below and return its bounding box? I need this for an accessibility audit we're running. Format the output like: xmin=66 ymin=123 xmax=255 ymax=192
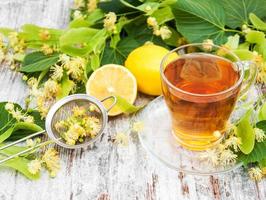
xmin=136 ymin=86 xmax=261 ymax=175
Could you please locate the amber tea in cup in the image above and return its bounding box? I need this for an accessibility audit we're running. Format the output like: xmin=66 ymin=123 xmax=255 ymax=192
xmin=160 ymin=44 xmax=256 ymax=151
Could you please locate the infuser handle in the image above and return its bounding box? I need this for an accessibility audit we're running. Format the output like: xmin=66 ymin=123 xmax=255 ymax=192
xmin=237 ymin=61 xmax=258 ymax=97
xmin=101 ymin=95 xmax=117 ymax=112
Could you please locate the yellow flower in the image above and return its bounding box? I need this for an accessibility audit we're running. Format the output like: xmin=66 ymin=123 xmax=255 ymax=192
xmin=159 ymin=26 xmax=172 ymax=40
xmin=72 ymin=106 xmax=86 ymax=117
xmin=54 ymin=120 xmax=68 ymax=132
xmin=254 ymin=128 xmax=266 ymax=142
xmin=114 ymin=132 xmax=129 ymax=146
xmin=27 ymin=77 xmax=38 ymax=88
xmin=51 ymin=64 xmax=64 ymax=81
xmin=10 ymin=108 xmax=23 ymax=121
xmin=224 ymin=136 xmax=241 ymax=152
xmin=44 ymin=79 xmax=59 ymax=96
xmin=39 ymin=29 xmax=51 ymax=41
xmin=73 ymin=10 xmax=83 ymax=20
xmin=41 ymin=44 xmax=53 ymax=55
xmin=8 ymin=32 xmax=25 ymax=53
xmin=199 ymin=149 xmax=219 ymax=166
xmin=213 ymin=130 xmax=221 ymax=138
xmin=132 ymin=121 xmax=144 ymax=132
xmin=147 ymin=17 xmax=158 ymax=28
xmin=65 ymin=123 xmax=86 ymax=145
xmin=42 ymin=148 xmax=60 ymax=177
xmin=219 ymin=149 xmax=237 ymax=166
xmin=63 ymin=57 xmax=86 ymax=81
xmin=104 ymin=12 xmax=117 ymax=33
xmin=87 ymin=0 xmax=97 ymax=13
xmin=5 ymin=102 xmax=14 ymax=112
xmin=248 ymin=167 xmax=263 ymax=181
xmin=74 ymin=0 xmax=85 ymax=9
xmin=23 ymin=115 xmax=34 ymax=123
xmin=28 ymin=159 xmax=42 ymax=175
xmin=202 ymin=39 xmax=214 ymax=51
xmin=85 ymin=117 xmax=101 ymax=137
xmin=59 ymin=54 xmax=70 ymax=64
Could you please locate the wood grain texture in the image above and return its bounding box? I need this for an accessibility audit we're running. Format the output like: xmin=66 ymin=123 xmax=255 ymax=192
xmin=0 ymin=1 xmax=265 ymax=200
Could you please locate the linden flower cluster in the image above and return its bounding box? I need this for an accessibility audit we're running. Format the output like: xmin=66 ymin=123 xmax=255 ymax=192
xmin=5 ymin=102 xmax=34 ymax=123
xmin=27 ymin=148 xmax=60 ymax=177
xmin=104 ymin=12 xmax=117 ymax=33
xmin=200 ymin=128 xmax=241 ymax=167
xmin=147 ymin=17 xmax=172 ymax=40
xmin=54 ymin=105 xmax=101 ymax=145
xmin=113 ymin=121 xmax=144 ymax=146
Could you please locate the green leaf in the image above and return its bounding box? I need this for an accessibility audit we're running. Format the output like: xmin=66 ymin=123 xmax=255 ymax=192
xmin=90 ymin=53 xmax=100 ymax=71
xmin=115 ymin=95 xmax=144 ymax=114
xmin=233 ymin=49 xmax=254 ymax=60
xmin=20 ymin=24 xmax=63 ymax=48
xmin=171 ymin=0 xmax=228 ymax=44
xmin=258 ymin=102 xmax=266 ymax=121
xmin=0 ymin=122 xmax=43 ymax=143
xmin=151 ymin=6 xmax=174 ymax=25
xmin=0 ymin=28 xmax=15 ymax=36
xmin=236 ymin=110 xmax=255 ymax=154
xmin=0 ymin=156 xmax=40 ymax=180
xmin=69 ymin=19 xmax=91 ymax=28
xmin=60 ymin=28 xmax=107 ymax=56
xmin=245 ymin=30 xmax=265 ymax=44
xmin=249 ymin=13 xmax=266 ymax=31
xmin=56 ymin=75 xmax=75 ymax=100
xmin=259 ymin=158 xmax=266 ymax=168
xmin=20 ymin=52 xmax=59 ymax=73
xmin=120 ymin=0 xmax=160 ymax=15
xmin=222 ymin=0 xmax=266 ymax=29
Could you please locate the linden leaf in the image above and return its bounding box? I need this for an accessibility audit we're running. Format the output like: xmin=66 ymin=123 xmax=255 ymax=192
xmin=20 ymin=51 xmax=59 ymax=73
xmin=238 ymin=121 xmax=266 ymax=165
xmin=249 ymin=13 xmax=266 ymax=31
xmin=171 ymin=0 xmax=229 ymax=44
xmin=236 ymin=110 xmax=255 ymax=154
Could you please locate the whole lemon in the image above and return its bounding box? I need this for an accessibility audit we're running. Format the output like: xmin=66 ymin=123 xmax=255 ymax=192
xmin=125 ymin=44 xmax=172 ymax=96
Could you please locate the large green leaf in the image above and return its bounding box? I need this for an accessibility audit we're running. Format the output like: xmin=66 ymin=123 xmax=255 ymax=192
xmin=236 ymin=110 xmax=255 ymax=154
xmin=60 ymin=28 xmax=107 ymax=57
xmin=20 ymin=52 xmax=59 ymax=73
xmin=0 ymin=156 xmax=40 ymax=180
xmin=238 ymin=121 xmax=266 ymax=165
xmin=0 ymin=122 xmax=43 ymax=143
xmin=171 ymin=0 xmax=228 ymax=44
xmin=221 ymin=0 xmax=266 ymax=28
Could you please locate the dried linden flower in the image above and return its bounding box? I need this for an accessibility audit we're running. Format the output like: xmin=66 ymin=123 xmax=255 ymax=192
xmin=248 ymin=167 xmax=263 ymax=181
xmin=42 ymin=148 xmax=60 ymax=177
xmin=50 ymin=64 xmax=64 ymax=81
xmin=39 ymin=29 xmax=51 ymax=41
xmin=63 ymin=57 xmax=86 ymax=81
xmin=5 ymin=102 xmax=14 ymax=112
xmin=219 ymin=149 xmax=237 ymax=166
xmin=74 ymin=0 xmax=85 ymax=9
xmin=104 ymin=12 xmax=117 ymax=33
xmin=224 ymin=135 xmax=241 ymax=152
xmin=202 ymin=39 xmax=214 ymax=51
xmin=254 ymin=128 xmax=266 ymax=142
xmin=41 ymin=44 xmax=53 ymax=55
xmin=200 ymin=149 xmax=219 ymax=166
xmin=87 ymin=0 xmax=97 ymax=13
xmin=159 ymin=26 xmax=172 ymax=40
xmin=73 ymin=10 xmax=83 ymax=20
xmin=132 ymin=121 xmax=144 ymax=132
xmin=114 ymin=132 xmax=129 ymax=146
xmin=28 ymin=159 xmax=42 ymax=175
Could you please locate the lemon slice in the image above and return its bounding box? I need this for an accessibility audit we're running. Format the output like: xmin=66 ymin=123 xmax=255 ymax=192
xmin=86 ymin=64 xmax=137 ymax=116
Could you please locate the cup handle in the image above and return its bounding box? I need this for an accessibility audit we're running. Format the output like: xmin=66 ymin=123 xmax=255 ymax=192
xmin=237 ymin=61 xmax=258 ymax=97
xmin=101 ymin=95 xmax=117 ymax=112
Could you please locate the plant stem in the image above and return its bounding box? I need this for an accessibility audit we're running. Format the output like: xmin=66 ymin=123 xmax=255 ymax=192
xmin=224 ymin=29 xmax=243 ymax=34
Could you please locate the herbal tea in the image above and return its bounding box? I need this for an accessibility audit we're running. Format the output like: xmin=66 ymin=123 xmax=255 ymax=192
xmin=162 ymin=53 xmax=241 ymax=150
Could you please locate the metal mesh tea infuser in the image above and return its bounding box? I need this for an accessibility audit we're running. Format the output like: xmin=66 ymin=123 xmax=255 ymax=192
xmin=0 ymin=94 xmax=117 ymax=164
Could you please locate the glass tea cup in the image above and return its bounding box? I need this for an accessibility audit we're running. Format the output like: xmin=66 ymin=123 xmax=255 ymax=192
xmin=160 ymin=43 xmax=257 ymax=151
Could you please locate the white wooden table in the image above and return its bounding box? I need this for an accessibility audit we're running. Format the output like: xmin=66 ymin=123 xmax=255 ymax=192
xmin=0 ymin=1 xmax=265 ymax=199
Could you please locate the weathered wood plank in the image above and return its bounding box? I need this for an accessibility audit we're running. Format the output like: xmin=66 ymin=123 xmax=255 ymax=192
xmin=0 ymin=1 xmax=265 ymax=200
